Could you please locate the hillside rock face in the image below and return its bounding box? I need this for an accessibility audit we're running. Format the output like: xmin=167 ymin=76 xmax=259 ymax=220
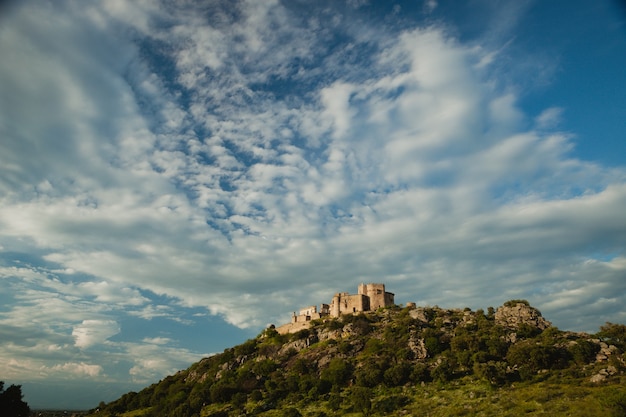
xmin=495 ymin=301 xmax=551 ymax=330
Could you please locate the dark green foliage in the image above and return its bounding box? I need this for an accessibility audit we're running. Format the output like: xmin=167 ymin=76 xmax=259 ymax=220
xmin=383 ymin=362 xmax=411 ymax=386
xmin=337 ymin=340 xmax=352 ymax=354
xmin=599 ymin=388 xmax=626 ymax=417
xmin=423 ymin=328 xmax=447 ymax=355
xmin=598 ymin=322 xmax=626 ymax=351
xmin=321 ymin=357 xmax=353 ymax=386
xmin=209 ymin=383 xmax=237 ymax=403
xmin=253 ymin=358 xmax=278 ymax=375
xmin=473 ymin=361 xmax=509 ymax=386
xmin=235 ymin=338 xmax=257 ymax=357
xmin=516 ymin=323 xmax=543 ymax=339
xmin=292 ymin=328 xmax=310 ymax=340
xmin=355 ymin=361 xmax=384 ymax=387
xmin=0 ymin=382 xmax=30 ymax=417
xmin=282 ymin=407 xmax=302 ymax=417
xmin=327 ymin=391 xmax=342 ymax=411
xmin=569 ymin=340 xmax=600 ymax=365
xmin=373 ymin=394 xmax=410 ymax=413
xmin=343 ymin=313 xmax=373 ymax=335
xmin=504 ymin=299 xmax=530 ymax=307
xmin=431 ymin=358 xmax=454 ymax=383
xmin=291 ymin=357 xmax=315 ymax=375
xmin=348 ymin=386 xmax=372 ymax=415
xmin=506 ymin=340 xmax=570 ymax=380
xmin=410 ymin=362 xmax=431 ymax=383
xmin=325 ymin=318 xmax=343 ymax=330
xmin=204 ymin=409 xmax=229 ymax=417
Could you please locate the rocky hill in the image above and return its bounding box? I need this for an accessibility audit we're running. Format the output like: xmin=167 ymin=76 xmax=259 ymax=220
xmin=90 ymin=301 xmax=626 ymax=416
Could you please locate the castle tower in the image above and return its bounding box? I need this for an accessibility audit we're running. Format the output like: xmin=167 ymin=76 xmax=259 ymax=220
xmin=331 ymin=293 xmax=341 ymax=317
xmin=359 ymin=283 xmax=394 ymax=310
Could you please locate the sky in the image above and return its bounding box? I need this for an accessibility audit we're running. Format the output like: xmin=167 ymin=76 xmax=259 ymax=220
xmin=1 ymin=0 xmax=625 ymax=410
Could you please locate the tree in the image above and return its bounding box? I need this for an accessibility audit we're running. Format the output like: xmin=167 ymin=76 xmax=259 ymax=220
xmin=0 ymin=382 xmax=30 ymax=417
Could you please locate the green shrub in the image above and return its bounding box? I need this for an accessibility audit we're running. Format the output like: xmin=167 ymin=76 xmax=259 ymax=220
xmin=599 ymin=388 xmax=626 ymax=417
xmin=473 ymin=361 xmax=510 ymax=386
xmin=373 ymin=394 xmax=410 ymax=414
xmin=348 ymin=386 xmax=372 ymax=415
xmin=321 ymin=358 xmax=354 ymax=386
xmin=506 ymin=341 xmax=570 ymax=380
xmin=597 ymin=322 xmax=626 ymax=351
xmin=355 ymin=361 xmax=384 ymax=387
xmin=282 ymin=407 xmax=302 ymax=417
xmin=504 ymin=299 xmax=530 ymax=307
xmin=383 ymin=363 xmax=411 ymax=386
xmin=569 ymin=340 xmax=600 ymax=365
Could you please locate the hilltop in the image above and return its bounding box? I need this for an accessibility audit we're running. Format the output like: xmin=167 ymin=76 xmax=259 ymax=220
xmin=90 ymin=301 xmax=626 ymax=416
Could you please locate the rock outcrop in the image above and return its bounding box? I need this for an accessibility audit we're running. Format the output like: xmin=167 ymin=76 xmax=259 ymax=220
xmin=495 ymin=301 xmax=551 ymax=330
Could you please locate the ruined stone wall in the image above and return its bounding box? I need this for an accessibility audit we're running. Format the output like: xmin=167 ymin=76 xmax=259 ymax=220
xmin=384 ymin=291 xmax=395 ymax=307
xmin=330 ymin=292 xmax=369 ymax=317
xmin=277 ymin=321 xmax=311 ymax=335
xmin=299 ymin=305 xmax=318 ymax=317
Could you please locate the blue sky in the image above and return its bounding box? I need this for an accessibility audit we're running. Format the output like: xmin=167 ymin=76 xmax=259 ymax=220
xmin=1 ymin=0 xmax=625 ymax=410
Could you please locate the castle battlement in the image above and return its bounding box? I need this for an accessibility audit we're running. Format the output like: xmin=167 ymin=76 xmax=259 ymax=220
xmin=277 ymin=283 xmax=394 ymax=334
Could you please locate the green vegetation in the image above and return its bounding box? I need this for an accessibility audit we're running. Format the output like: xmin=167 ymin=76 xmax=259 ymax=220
xmin=88 ymin=304 xmax=626 ymax=417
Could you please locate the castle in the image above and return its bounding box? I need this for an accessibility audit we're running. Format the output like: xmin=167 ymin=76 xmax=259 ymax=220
xmin=276 ymin=283 xmax=395 ymax=334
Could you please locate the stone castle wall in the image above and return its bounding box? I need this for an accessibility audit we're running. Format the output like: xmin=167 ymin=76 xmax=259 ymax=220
xmin=358 ymin=283 xmax=394 ymax=310
xmin=277 ymin=283 xmax=395 ymax=334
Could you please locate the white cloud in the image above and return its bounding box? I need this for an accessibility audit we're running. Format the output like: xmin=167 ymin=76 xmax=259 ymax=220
xmin=424 ymin=0 xmax=438 ymax=14
xmin=126 ymin=343 xmax=207 ymax=384
xmin=535 ymin=107 xmax=564 ymax=129
xmin=142 ymin=337 xmax=172 ymax=345
xmin=72 ymin=320 xmax=120 ymax=349
xmin=50 ymin=362 xmax=103 ymax=378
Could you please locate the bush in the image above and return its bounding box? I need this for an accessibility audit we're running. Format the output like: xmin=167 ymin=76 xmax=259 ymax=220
xmin=569 ymin=340 xmax=600 ymax=365
xmin=321 ymin=358 xmax=354 ymax=387
xmin=599 ymin=388 xmax=626 ymax=417
xmin=282 ymin=407 xmax=302 ymax=417
xmin=431 ymin=360 xmax=454 ymax=383
xmin=598 ymin=322 xmax=626 ymax=351
xmin=373 ymin=395 xmax=410 ymax=414
xmin=506 ymin=341 xmax=570 ymax=380
xmin=504 ymin=299 xmax=530 ymax=307
xmin=209 ymin=383 xmax=238 ymax=403
xmin=383 ymin=363 xmax=411 ymax=386
xmin=235 ymin=339 xmax=257 ymax=357
xmin=355 ymin=361 xmax=384 ymax=387
xmin=473 ymin=361 xmax=509 ymax=386
xmin=348 ymin=386 xmax=372 ymax=415
xmin=328 ymin=391 xmax=342 ymax=411
xmin=292 ymin=328 xmax=311 ymax=340
xmin=410 ymin=363 xmax=431 ymax=383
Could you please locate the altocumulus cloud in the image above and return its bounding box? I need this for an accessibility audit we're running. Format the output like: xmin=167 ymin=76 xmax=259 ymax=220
xmin=0 ymin=0 xmax=625 ymax=408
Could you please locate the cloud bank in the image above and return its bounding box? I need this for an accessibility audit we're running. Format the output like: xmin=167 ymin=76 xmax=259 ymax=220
xmin=0 ymin=0 xmax=625 ymax=408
